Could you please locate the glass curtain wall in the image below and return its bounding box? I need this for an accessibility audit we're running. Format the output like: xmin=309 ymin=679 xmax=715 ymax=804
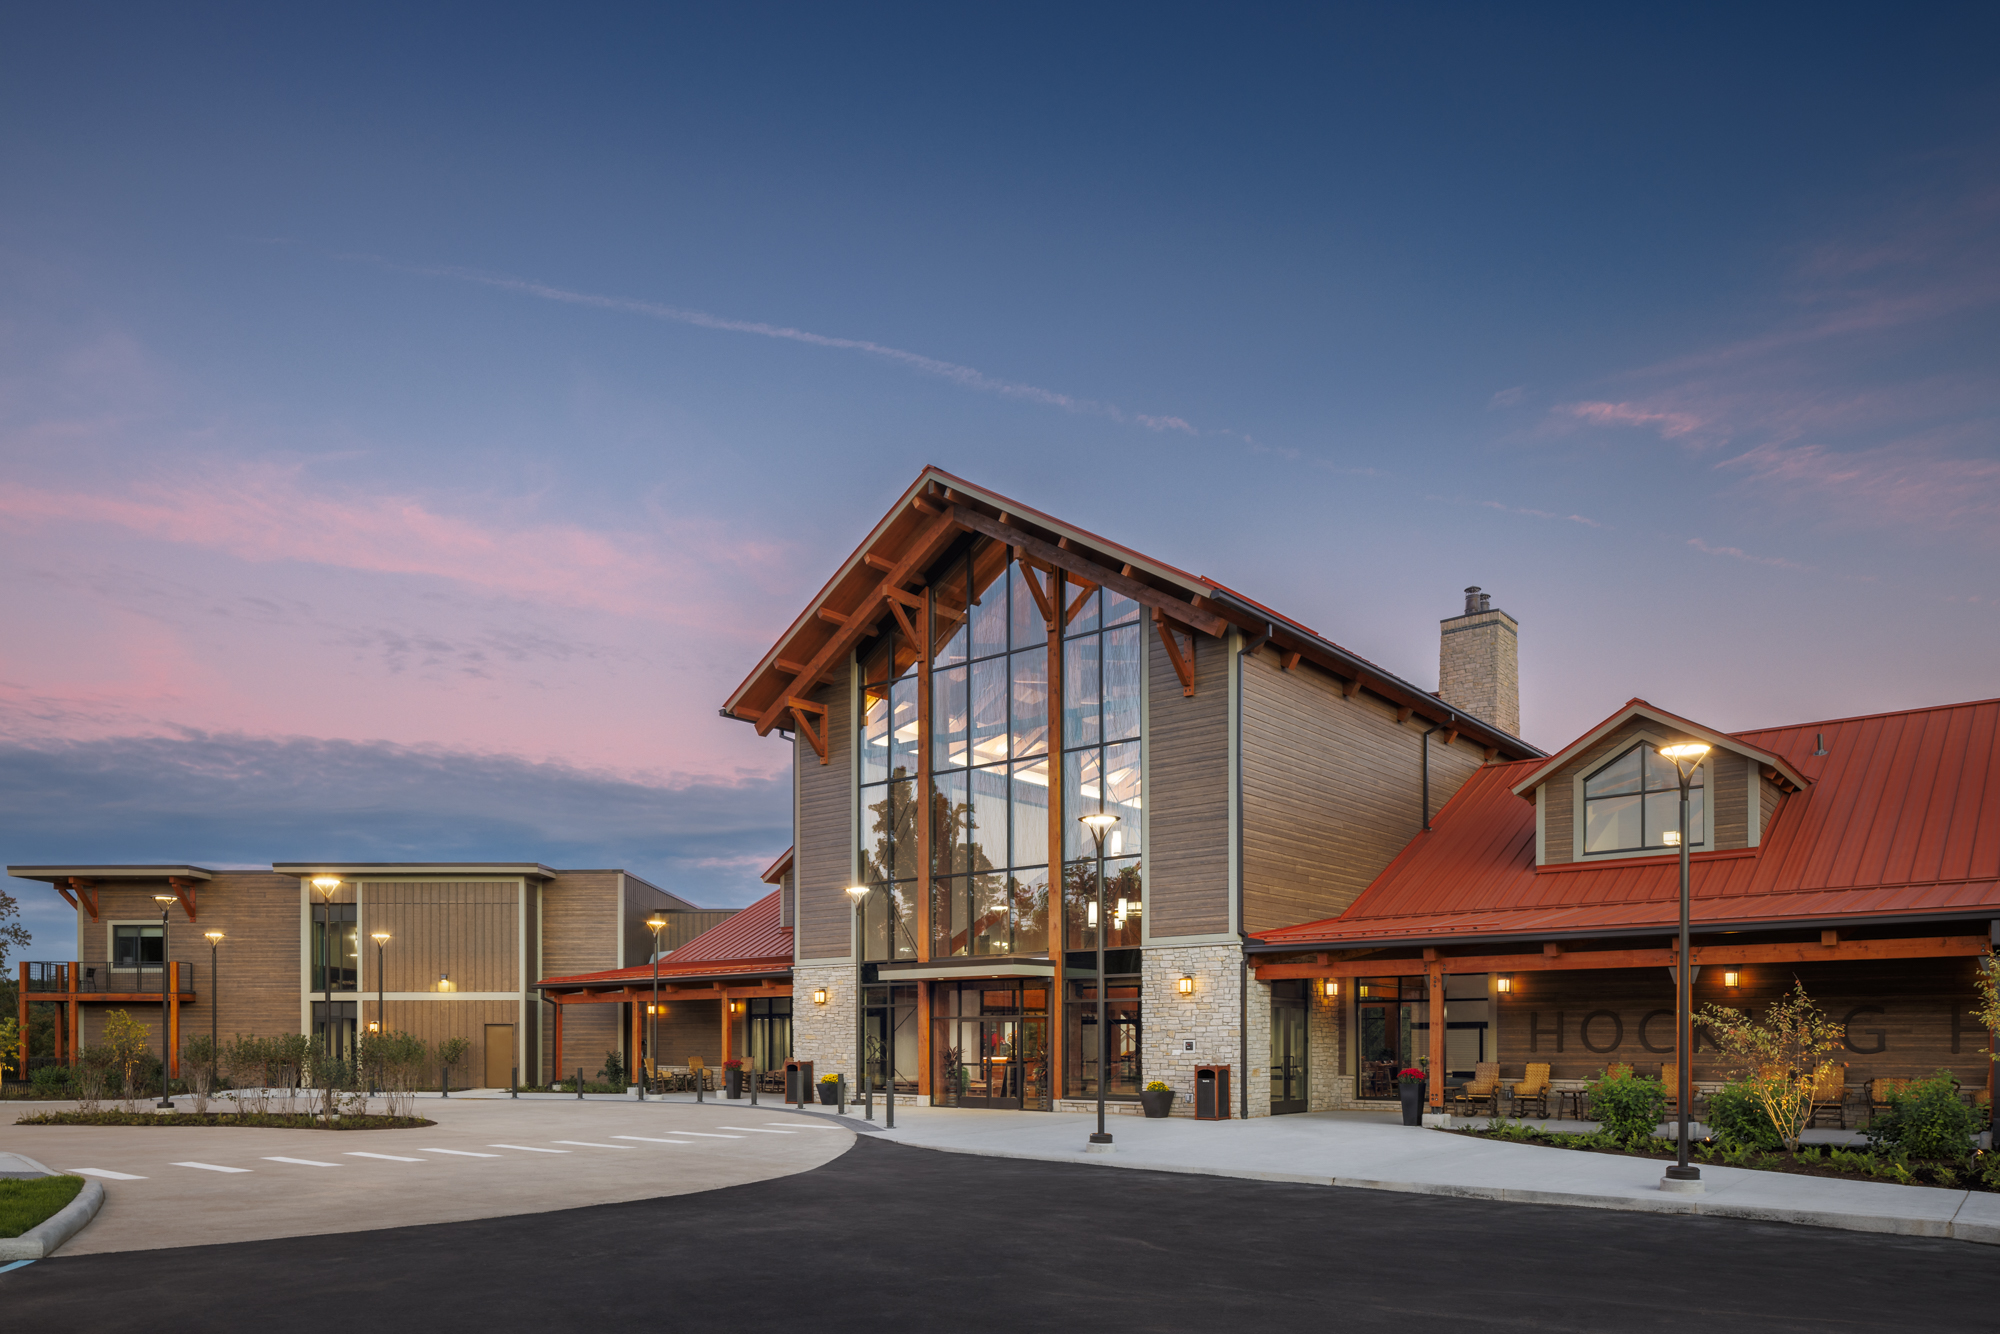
xmin=859 ymin=633 xmax=922 ymax=960
xmin=929 ymin=546 xmax=1052 ymax=957
xmin=309 ymin=904 xmax=358 ymax=990
xmin=1066 ymin=976 xmax=1141 ymax=1097
xmin=1061 ymin=584 xmax=1144 ymax=948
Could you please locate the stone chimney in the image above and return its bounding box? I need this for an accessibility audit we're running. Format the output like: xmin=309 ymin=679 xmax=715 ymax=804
xmin=1438 ymin=586 xmax=1519 ymax=737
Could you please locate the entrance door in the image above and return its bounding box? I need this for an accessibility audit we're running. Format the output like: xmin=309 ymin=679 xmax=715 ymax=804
xmin=484 ymin=1024 xmax=515 ymax=1089
xmin=933 ymin=980 xmax=1050 ymax=1109
xmin=1270 ymin=986 xmax=1308 ymax=1114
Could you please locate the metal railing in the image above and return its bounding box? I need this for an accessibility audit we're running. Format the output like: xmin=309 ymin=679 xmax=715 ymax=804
xmin=21 ymin=961 xmax=199 ymax=994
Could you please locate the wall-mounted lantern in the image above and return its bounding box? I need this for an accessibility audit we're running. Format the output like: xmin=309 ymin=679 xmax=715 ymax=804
xmin=1322 ymin=979 xmax=1340 ymax=998
xmin=1495 ymin=976 xmax=1513 ymax=993
xmin=1723 ymin=971 xmax=1741 ymax=989
xmin=813 ymin=987 xmax=829 ymax=1005
xmin=1176 ymin=974 xmax=1194 ymax=997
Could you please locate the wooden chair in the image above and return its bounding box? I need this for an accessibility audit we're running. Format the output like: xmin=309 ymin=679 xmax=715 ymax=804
xmin=1808 ymin=1063 xmax=1847 ymax=1129
xmin=1512 ymin=1062 xmax=1551 ymax=1117
xmin=1867 ymin=1077 xmax=1912 ymax=1125
xmin=1454 ymin=1063 xmax=1502 ymax=1117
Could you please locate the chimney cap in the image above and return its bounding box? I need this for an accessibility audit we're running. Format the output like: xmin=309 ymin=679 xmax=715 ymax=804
xmin=1463 ymin=586 xmax=1482 ymax=614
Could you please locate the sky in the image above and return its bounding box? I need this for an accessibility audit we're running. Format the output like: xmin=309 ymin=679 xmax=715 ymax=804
xmin=3 ymin=4 xmax=1996 ymax=960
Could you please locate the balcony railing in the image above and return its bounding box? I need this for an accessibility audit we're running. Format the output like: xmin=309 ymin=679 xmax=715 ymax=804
xmin=21 ymin=961 xmax=198 ymax=995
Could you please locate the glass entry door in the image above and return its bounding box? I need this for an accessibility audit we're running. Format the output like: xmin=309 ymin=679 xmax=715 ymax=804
xmin=1270 ymin=983 xmax=1308 ymax=1114
xmin=932 ymin=980 xmax=1050 ymax=1109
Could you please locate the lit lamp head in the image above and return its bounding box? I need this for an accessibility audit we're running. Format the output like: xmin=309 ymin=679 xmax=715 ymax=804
xmin=645 ymin=914 xmax=669 ymax=935
xmin=311 ymin=875 xmax=342 ymax=900
xmin=1658 ymin=742 xmax=1711 ymax=782
xmin=204 ymin=930 xmax=225 ymax=946
xmin=1723 ymin=970 xmax=1741 ymax=988
xmin=371 ymin=931 xmax=391 ymax=945
xmin=812 ymin=987 xmax=829 ymax=1005
xmin=1078 ymin=812 xmax=1120 ymax=846
xmin=437 ymin=972 xmax=452 ymax=993
xmin=845 ymin=884 xmax=870 ymax=905
xmin=153 ymin=894 xmax=176 ymax=917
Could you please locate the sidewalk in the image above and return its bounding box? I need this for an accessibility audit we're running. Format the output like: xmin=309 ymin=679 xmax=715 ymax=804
xmin=831 ymin=1103 xmax=2000 ymax=1245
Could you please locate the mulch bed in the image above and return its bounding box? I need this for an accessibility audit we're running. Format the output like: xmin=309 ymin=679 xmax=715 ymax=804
xmin=11 ymin=1111 xmax=435 ymax=1129
xmin=1447 ymin=1126 xmax=1999 ymax=1192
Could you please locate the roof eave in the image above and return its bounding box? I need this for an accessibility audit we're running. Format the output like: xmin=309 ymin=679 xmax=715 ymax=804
xmin=1508 ymin=700 xmax=1805 ymax=797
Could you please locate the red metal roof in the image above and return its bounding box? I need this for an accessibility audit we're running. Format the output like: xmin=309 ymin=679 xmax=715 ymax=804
xmin=1256 ymin=697 xmax=2000 ymax=948
xmin=537 ymin=889 xmax=791 ymax=988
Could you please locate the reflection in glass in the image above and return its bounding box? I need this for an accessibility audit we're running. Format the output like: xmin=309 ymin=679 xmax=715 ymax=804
xmin=969 ymin=766 xmax=1008 ymax=879
xmin=973 ymin=873 xmax=1010 ymax=955
xmin=1582 ymin=743 xmax=1705 ymax=852
xmin=932 ymin=665 xmax=967 ymax=768
xmin=1010 ymin=651 xmax=1049 ymax=757
xmin=889 ymin=673 xmax=920 ymax=777
xmin=861 ymin=684 xmax=890 ymax=785
xmin=1062 ymin=636 xmax=1101 ymax=748
xmin=1010 ymin=561 xmax=1045 ymax=650
xmin=970 ymin=657 xmax=1010 ymax=765
xmin=1104 ymin=623 xmax=1141 ymax=741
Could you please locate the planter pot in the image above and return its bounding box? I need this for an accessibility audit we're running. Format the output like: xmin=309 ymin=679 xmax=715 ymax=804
xmin=1139 ymin=1089 xmax=1175 ymax=1119
xmin=1399 ymin=1081 xmax=1425 ymax=1126
xmin=725 ymin=1069 xmax=744 ymax=1099
xmin=817 ymin=1083 xmax=839 ymax=1106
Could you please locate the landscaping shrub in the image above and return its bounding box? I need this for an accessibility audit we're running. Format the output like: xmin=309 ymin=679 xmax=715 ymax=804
xmin=1587 ymin=1067 xmax=1666 ymax=1146
xmin=1704 ymin=1080 xmax=1782 ymax=1151
xmin=30 ymin=1064 xmax=75 ymax=1098
xmin=1866 ymin=1070 xmax=1982 ymax=1161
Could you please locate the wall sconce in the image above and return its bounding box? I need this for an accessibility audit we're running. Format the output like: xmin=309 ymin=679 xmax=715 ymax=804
xmin=436 ymin=973 xmax=454 ymax=993
xmin=1495 ymin=977 xmax=1512 ymax=993
xmin=813 ymin=987 xmax=828 ymax=1005
xmin=367 ymin=1020 xmax=380 ymax=1033
xmin=646 ymin=1004 xmax=659 ymax=1015
xmin=1177 ymin=974 xmax=1194 ymax=997
xmin=730 ymin=1001 xmax=745 ymax=1014
xmin=1723 ymin=971 xmax=1740 ymax=988
xmin=1322 ymin=979 xmax=1340 ymax=998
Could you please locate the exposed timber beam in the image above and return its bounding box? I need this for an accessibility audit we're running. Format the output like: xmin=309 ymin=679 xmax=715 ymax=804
xmin=1252 ymin=935 xmax=1992 ymax=980
xmin=1155 ymin=610 xmax=1196 ymax=696
xmin=950 ymin=505 xmax=1227 ymax=637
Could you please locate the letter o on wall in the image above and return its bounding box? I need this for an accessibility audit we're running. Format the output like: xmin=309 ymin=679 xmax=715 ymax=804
xmin=1580 ymin=1009 xmax=1625 ymax=1054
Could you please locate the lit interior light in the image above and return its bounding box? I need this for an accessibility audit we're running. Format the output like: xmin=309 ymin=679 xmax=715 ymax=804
xmin=1723 ymin=971 xmax=1741 ymax=988
xmin=1495 ymin=977 xmax=1512 ymax=993
xmin=1663 ymin=830 xmax=1682 ymax=846
xmin=1177 ymin=975 xmax=1194 ymax=997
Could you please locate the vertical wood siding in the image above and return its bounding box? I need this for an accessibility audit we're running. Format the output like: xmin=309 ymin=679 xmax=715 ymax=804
xmin=796 ymin=672 xmax=854 ymax=959
xmin=1240 ymin=651 xmax=1481 ymax=935
xmin=361 ymin=882 xmax=518 ymax=993
xmin=1147 ymin=626 xmax=1230 ymax=937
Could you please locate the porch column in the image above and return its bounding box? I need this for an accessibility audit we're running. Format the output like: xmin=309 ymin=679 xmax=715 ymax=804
xmin=719 ymin=996 xmax=733 ymax=1067
xmin=629 ymin=999 xmax=642 ymax=1083
xmin=168 ymin=962 xmax=182 ymax=1078
xmin=14 ymin=963 xmax=26 ymax=1076
xmin=552 ymin=999 xmax=564 ymax=1084
xmin=916 ymin=981 xmax=932 ymax=1097
xmin=1427 ymin=963 xmax=1445 ymax=1109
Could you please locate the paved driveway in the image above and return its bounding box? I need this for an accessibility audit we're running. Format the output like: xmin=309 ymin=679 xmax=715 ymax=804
xmin=2 ymin=1098 xmax=850 ymax=1254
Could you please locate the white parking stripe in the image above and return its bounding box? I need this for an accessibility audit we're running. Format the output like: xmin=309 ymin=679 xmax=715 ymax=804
xmin=718 ymin=1126 xmax=794 ymax=1134
xmin=610 ymin=1135 xmax=696 ymax=1144
xmin=489 ymin=1144 xmax=568 ymax=1153
xmin=174 ymin=1162 xmax=251 ymax=1173
xmin=343 ymin=1152 xmax=425 ymax=1162
xmin=70 ymin=1168 xmax=146 ymax=1180
xmin=668 ymin=1132 xmax=745 ymax=1139
xmin=552 ymin=1141 xmax=632 ymax=1149
xmin=420 ymin=1148 xmax=501 ymax=1157
xmin=263 ymin=1157 xmax=340 ymax=1167
xmin=765 ymin=1122 xmax=841 ymax=1130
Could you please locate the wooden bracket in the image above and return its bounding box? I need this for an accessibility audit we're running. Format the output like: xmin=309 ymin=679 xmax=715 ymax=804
xmin=1155 ymin=609 xmax=1196 ymax=696
xmin=787 ymin=699 xmax=829 ymax=764
xmin=1543 ymin=942 xmax=1562 ymax=957
xmin=885 ymin=597 xmax=921 ymax=649
xmin=1396 ymin=706 xmax=1414 ymax=723
xmin=1821 ymin=930 xmax=1840 ymax=947
xmin=1341 ymin=677 xmax=1360 ymax=699
xmin=1063 ymin=576 xmax=1097 ymax=626
xmin=167 ymin=876 xmax=199 ymax=923
xmin=815 ymin=606 xmax=848 ymax=627
xmin=863 ymin=552 xmax=896 ymax=572
xmin=1483 ymin=746 xmax=1499 ymax=762
xmin=67 ymin=877 xmax=99 ymax=922
xmin=1014 ymin=553 xmax=1057 ymax=628
xmin=1439 ymin=729 xmax=1459 ymax=748
xmin=1281 ymin=650 xmax=1301 ymax=672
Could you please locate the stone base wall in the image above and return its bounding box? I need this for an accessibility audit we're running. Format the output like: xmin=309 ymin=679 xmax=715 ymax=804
xmin=1140 ymin=942 xmax=1272 ymax=1117
xmin=790 ymin=962 xmax=858 ymax=1090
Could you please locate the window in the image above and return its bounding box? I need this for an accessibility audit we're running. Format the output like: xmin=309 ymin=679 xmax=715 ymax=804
xmin=928 ymin=549 xmax=1052 ymax=957
xmin=860 ymin=630 xmax=923 ymax=961
xmin=112 ymin=925 xmax=163 ymax=968
xmin=1061 ymin=580 xmax=1143 ymax=949
xmin=1583 ymin=743 xmax=1704 ymax=854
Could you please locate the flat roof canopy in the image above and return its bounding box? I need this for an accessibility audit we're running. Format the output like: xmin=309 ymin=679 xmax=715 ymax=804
xmin=8 ymin=865 xmax=215 ymax=883
xmin=272 ymin=862 xmax=560 ymax=880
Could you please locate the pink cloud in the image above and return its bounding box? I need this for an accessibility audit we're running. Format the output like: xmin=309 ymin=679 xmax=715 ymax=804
xmin=1685 ymin=537 xmax=1812 ymax=571
xmin=1559 ymin=400 xmax=1707 ymax=439
xmin=1717 ymin=438 xmax=2000 ymax=536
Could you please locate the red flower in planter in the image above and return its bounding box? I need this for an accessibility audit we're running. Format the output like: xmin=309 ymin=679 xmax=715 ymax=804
xmin=1398 ymin=1068 xmax=1428 ymax=1081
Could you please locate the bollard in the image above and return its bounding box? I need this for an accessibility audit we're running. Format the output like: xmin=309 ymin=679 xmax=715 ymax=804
xmin=886 ymin=1078 xmax=894 ymax=1129
xmin=750 ymin=1070 xmax=758 ymax=1106
xmin=511 ymin=1066 xmax=518 ymax=1099
xmin=576 ymin=1066 xmax=584 ymax=1100
xmin=837 ymin=1073 xmax=845 ymax=1115
xmin=696 ymin=1068 xmax=704 ymax=1103
xmin=441 ymin=1068 xmax=450 ymax=1099
xmin=865 ymin=1071 xmax=873 ymax=1121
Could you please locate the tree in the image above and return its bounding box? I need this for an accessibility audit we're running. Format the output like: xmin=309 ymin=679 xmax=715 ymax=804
xmin=1974 ymin=948 xmax=1999 ymax=1062
xmin=102 ymin=1009 xmax=153 ymax=1103
xmin=0 ymin=1016 xmax=19 ymax=1081
xmin=0 ymin=882 xmax=30 ymax=969
xmin=1696 ymin=980 xmax=1844 ymax=1152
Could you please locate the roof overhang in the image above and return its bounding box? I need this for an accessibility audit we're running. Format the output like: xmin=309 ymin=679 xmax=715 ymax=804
xmin=8 ymin=865 xmax=215 ymax=883
xmin=722 ymin=466 xmax=1542 ymax=761
xmin=272 ymin=863 xmax=559 ymax=880
xmin=759 ymin=847 xmax=795 ymax=885
xmin=1508 ymin=700 xmax=1806 ymax=797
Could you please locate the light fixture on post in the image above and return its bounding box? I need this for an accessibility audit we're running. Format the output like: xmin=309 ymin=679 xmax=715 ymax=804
xmin=1078 ymin=811 xmax=1120 ymax=1152
xmin=1177 ymin=975 xmax=1194 ymax=997
xmin=310 ymin=876 xmax=342 ymax=1062
xmin=1657 ymin=741 xmax=1711 ymax=1194
xmin=370 ymin=931 xmax=391 ymax=1040
xmin=203 ymin=929 xmax=224 ymax=1089
xmin=645 ymin=914 xmax=669 ymax=1102
xmin=153 ymin=894 xmax=178 ymax=1109
xmin=845 ymin=884 xmax=870 ymax=1120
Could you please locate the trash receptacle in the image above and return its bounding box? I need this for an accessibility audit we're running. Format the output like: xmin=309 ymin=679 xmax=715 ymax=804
xmin=785 ymin=1059 xmax=814 ymax=1106
xmin=1195 ymin=1065 xmax=1231 ymax=1120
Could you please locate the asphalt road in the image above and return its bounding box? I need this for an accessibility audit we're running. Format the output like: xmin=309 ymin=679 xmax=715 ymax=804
xmin=5 ymin=1135 xmax=1988 ymax=1332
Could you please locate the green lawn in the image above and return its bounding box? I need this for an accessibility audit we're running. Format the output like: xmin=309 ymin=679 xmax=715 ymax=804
xmin=0 ymin=1176 xmax=85 ymax=1238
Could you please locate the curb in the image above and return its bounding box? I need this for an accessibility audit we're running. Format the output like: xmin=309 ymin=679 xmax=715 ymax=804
xmin=0 ymin=1178 xmax=105 ymax=1261
xmin=879 ymin=1138 xmax=2000 ymax=1247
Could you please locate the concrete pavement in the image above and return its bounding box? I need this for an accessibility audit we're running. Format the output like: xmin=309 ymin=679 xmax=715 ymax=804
xmin=1 ymin=1096 xmax=851 ymax=1254
xmin=835 ymin=1102 xmax=2000 ymax=1244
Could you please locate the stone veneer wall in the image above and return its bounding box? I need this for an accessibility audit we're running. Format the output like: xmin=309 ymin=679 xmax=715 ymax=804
xmin=1112 ymin=942 xmax=1273 ymax=1118
xmin=790 ymin=962 xmax=857 ymax=1090
xmin=1306 ymin=983 xmax=1344 ymax=1112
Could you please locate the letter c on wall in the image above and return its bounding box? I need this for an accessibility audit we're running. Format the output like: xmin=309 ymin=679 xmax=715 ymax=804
xmin=1638 ymin=1009 xmax=1676 ymax=1054
xmin=1580 ymin=1009 xmax=1625 ymax=1054
xmin=1842 ymin=1006 xmax=1886 ymax=1055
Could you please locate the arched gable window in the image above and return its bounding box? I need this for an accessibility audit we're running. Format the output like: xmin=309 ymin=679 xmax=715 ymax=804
xmin=1582 ymin=743 xmax=1704 ymax=854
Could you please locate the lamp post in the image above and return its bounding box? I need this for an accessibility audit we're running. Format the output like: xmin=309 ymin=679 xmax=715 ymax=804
xmin=1659 ymin=742 xmax=1711 ymax=1192
xmin=203 ymin=930 xmax=224 ymax=1087
xmin=645 ymin=914 xmax=668 ymax=1101
xmin=371 ymin=931 xmax=390 ymax=1037
xmin=311 ymin=876 xmax=341 ymax=1061
xmin=1078 ymin=811 xmax=1120 ymax=1150
xmin=845 ymin=884 xmax=870 ymax=1119
xmin=152 ymin=894 xmax=177 ymax=1109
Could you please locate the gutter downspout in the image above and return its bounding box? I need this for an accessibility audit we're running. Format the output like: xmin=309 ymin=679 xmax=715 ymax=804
xmin=1235 ymin=621 xmax=1271 ymax=1121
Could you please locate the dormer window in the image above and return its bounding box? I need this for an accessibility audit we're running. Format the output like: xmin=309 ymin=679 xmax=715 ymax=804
xmin=1583 ymin=744 xmax=1703 ymax=854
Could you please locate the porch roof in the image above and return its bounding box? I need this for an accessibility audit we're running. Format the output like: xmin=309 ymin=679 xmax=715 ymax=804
xmin=1254 ymin=696 xmax=2000 ymax=951
xmin=536 ymin=888 xmax=791 ymax=991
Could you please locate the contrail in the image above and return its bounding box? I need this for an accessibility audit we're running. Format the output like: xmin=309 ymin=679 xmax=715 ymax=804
xmin=344 ymin=254 xmax=1196 ymax=434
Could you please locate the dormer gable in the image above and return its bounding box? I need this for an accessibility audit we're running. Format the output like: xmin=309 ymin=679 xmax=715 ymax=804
xmin=1509 ymin=700 xmax=1808 ymax=867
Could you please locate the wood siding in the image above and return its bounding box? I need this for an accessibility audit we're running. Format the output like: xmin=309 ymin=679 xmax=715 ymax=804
xmin=1147 ymin=625 xmax=1230 ymax=937
xmin=1241 ymin=649 xmax=1482 ymax=934
xmin=795 ymin=672 xmax=854 ymax=959
xmin=538 ymin=870 xmax=620 ymax=1076
xmin=361 ymin=881 xmax=518 ymax=993
xmin=1540 ymin=718 xmax=1754 ymax=864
